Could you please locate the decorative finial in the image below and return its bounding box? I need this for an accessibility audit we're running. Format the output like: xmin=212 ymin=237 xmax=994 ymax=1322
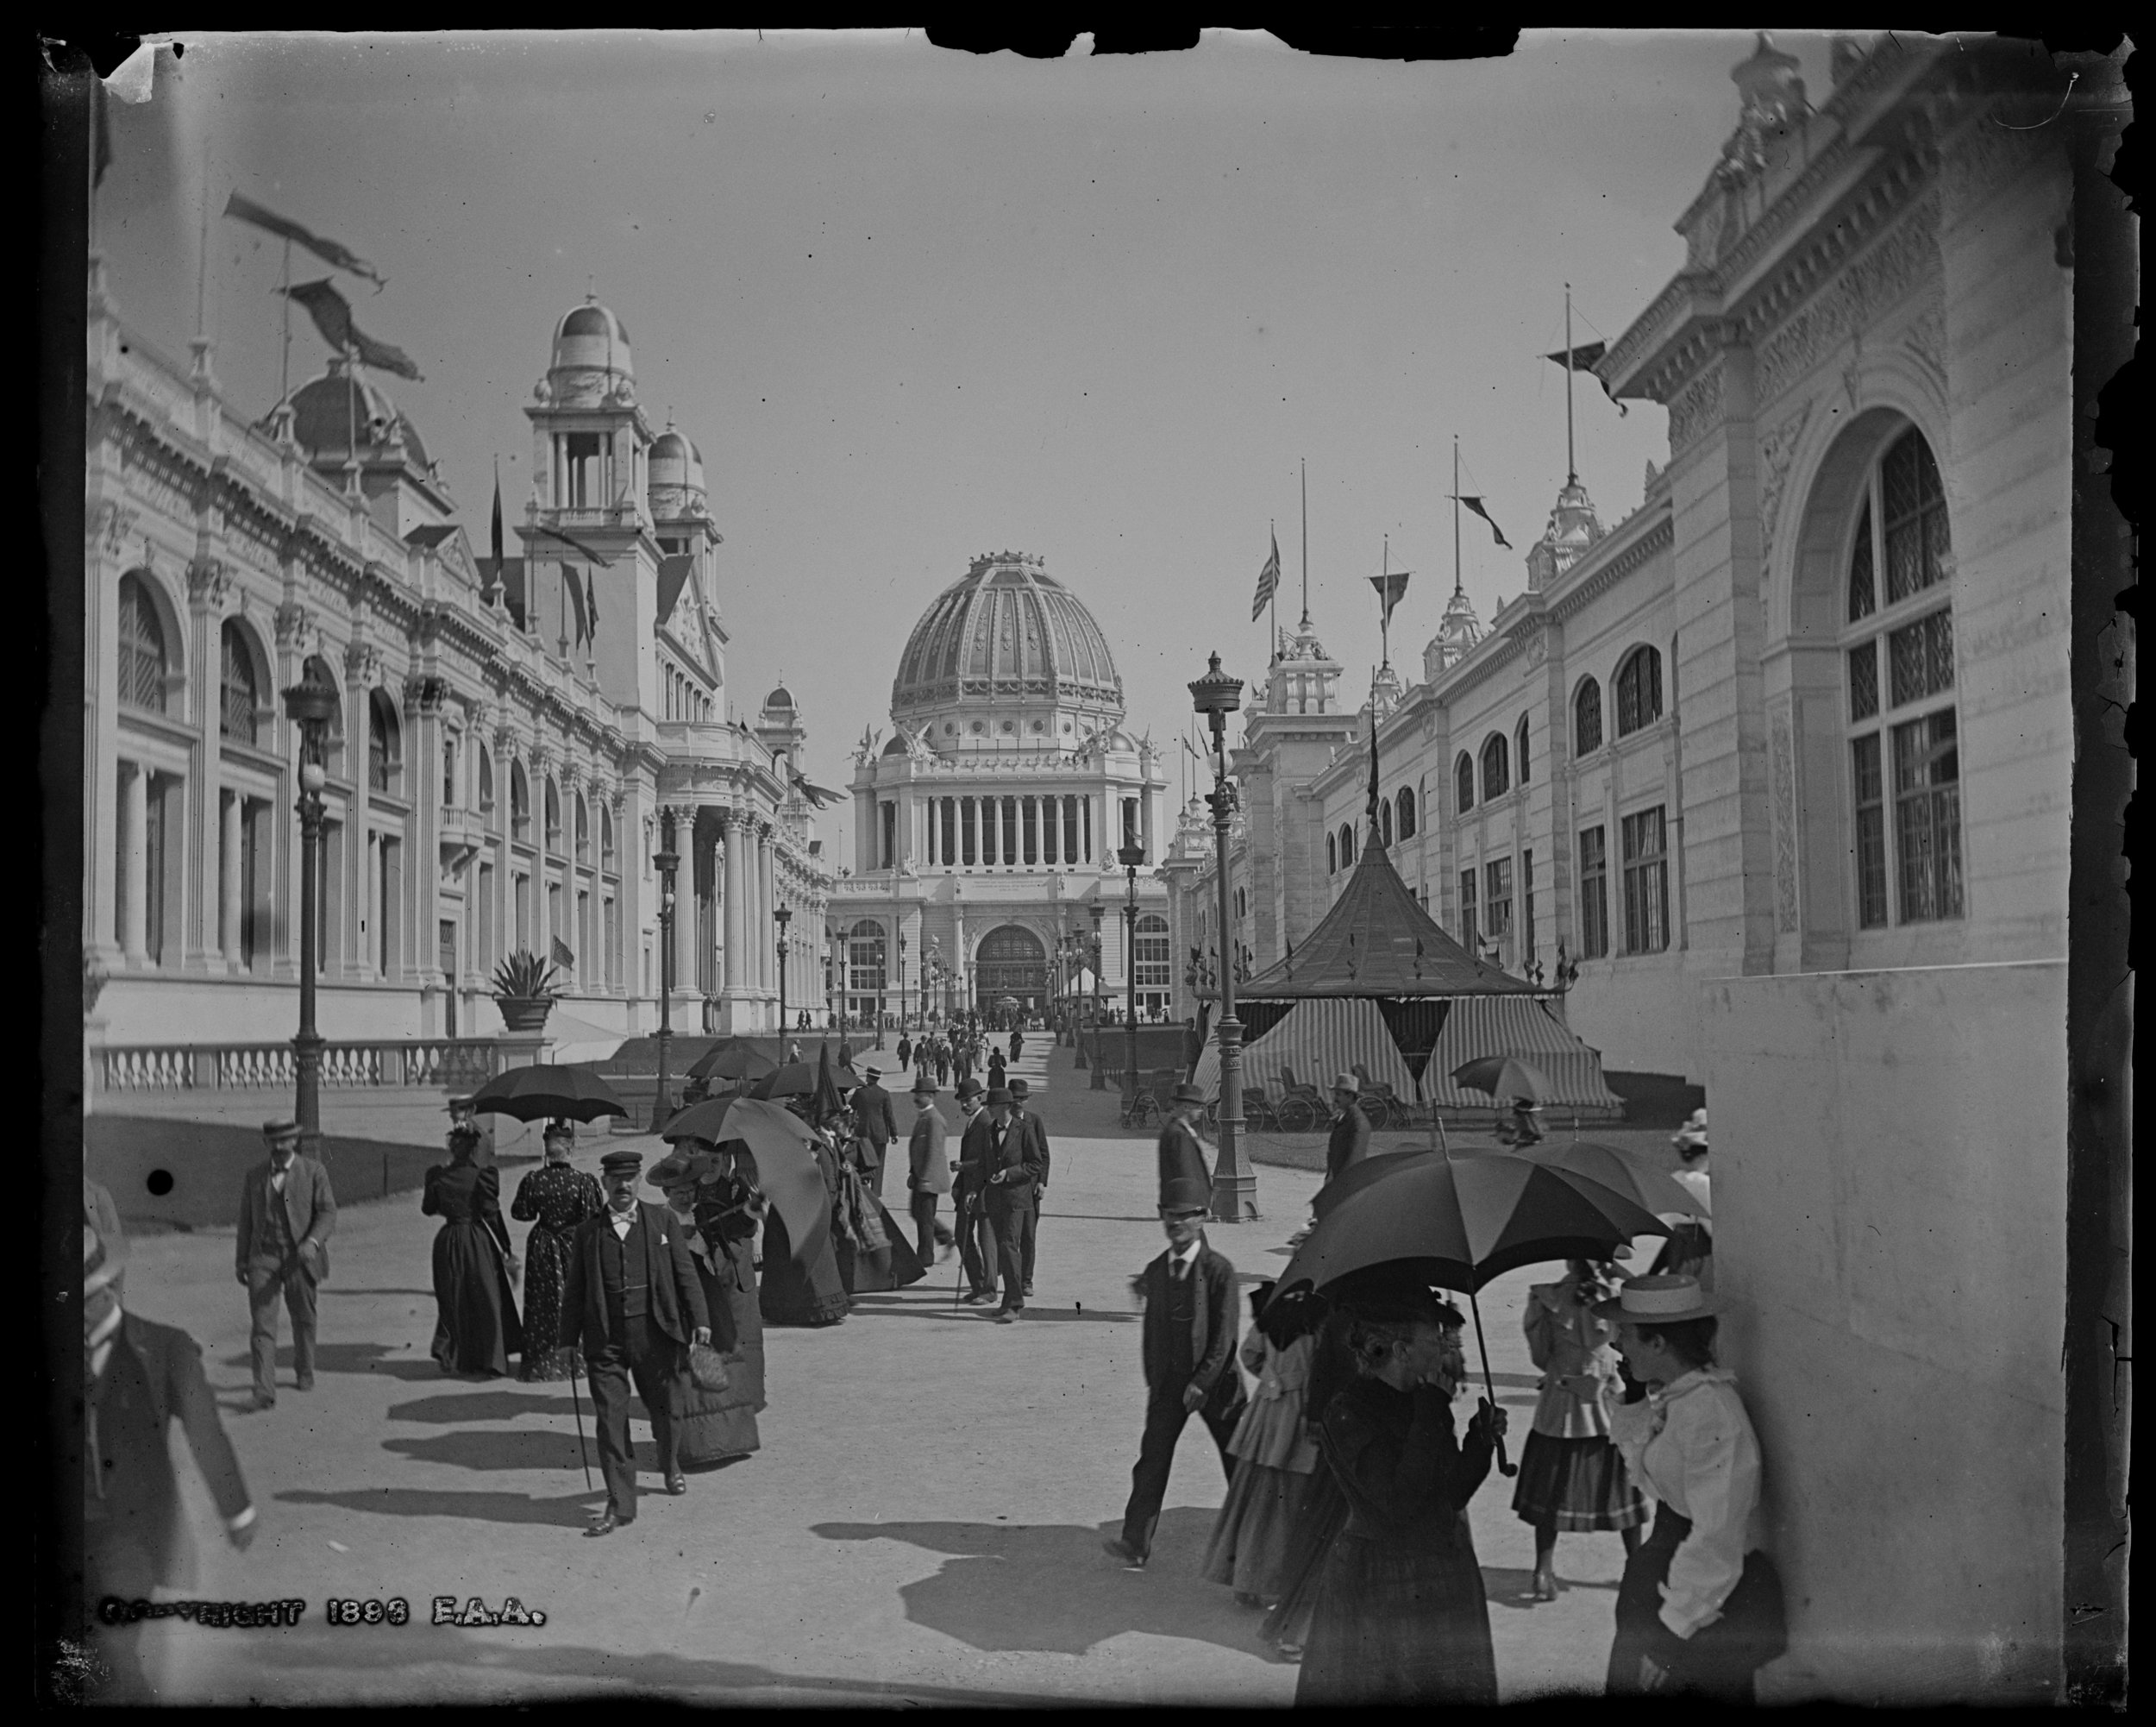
xmin=586 ymin=276 xmax=597 ymax=304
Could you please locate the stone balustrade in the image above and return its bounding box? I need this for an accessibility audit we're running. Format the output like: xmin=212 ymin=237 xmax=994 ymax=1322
xmin=97 ymin=1039 xmax=509 ymax=1094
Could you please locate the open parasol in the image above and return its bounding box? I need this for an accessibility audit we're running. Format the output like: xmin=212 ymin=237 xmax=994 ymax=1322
xmin=467 ymin=1063 xmax=629 ymax=1124
xmin=1451 ymin=1054 xmax=1556 ymax=1102
xmin=656 ymin=1093 xmax=830 ymax=1262
xmin=686 ymin=1038 xmax=780 ymax=1083
xmin=1510 ymin=1140 xmax=1708 ymax=1220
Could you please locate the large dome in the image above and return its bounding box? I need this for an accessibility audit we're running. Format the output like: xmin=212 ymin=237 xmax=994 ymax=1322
xmin=891 ymin=553 xmax=1123 ymax=740
xmin=285 ymin=360 xmax=429 ymax=468
xmin=539 ymin=294 xmax=636 ymax=410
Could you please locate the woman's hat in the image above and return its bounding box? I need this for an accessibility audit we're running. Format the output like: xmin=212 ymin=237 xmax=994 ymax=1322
xmin=1672 ymin=1108 xmax=1708 ymax=1154
xmin=648 ymin=1147 xmax=721 ymax=1189
xmin=1593 ymin=1272 xmax=1719 ymax=1323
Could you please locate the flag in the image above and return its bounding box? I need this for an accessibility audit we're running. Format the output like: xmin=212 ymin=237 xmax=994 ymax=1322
xmin=223 ymin=192 xmax=386 ymax=288
xmin=91 ymin=77 xmax=113 ymax=189
xmin=489 ymin=466 xmax=504 ymax=569
xmin=1544 ymin=340 xmax=1608 ymax=371
xmin=1250 ymin=530 xmax=1281 ymax=622
xmin=1457 ymin=496 xmax=1512 ymax=550
xmin=562 ymin=563 xmax=588 ymax=644
xmin=525 ymin=522 xmax=614 ymax=568
xmin=551 ymin=935 xmax=576 ymax=969
xmin=583 ymin=566 xmax=598 ymax=643
xmin=1369 ymin=569 xmax=1410 ymax=629
xmin=1365 ymin=719 xmax=1382 ymax=838
xmin=280 ymin=279 xmax=423 ymax=380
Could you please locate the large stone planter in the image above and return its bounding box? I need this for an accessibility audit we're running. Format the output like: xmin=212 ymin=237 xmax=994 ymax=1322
xmin=495 ymin=996 xmax=555 ymax=1033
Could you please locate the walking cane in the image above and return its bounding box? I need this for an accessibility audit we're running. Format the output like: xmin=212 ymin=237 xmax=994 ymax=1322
xmin=567 ymin=1369 xmax=594 ymax=1492
xmin=1466 ymin=1290 xmax=1517 ymax=1478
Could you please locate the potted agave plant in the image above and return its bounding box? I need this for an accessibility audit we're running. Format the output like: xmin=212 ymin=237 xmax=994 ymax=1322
xmin=491 ymin=949 xmax=561 ymax=1033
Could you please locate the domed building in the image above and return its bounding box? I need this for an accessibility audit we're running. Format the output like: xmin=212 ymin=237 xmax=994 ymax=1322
xmin=828 ymin=551 xmax=1169 ymax=1025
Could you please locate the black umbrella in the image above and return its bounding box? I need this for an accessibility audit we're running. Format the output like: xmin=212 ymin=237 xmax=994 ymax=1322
xmin=1451 ymin=1054 xmax=1556 ymax=1102
xmin=686 ymin=1039 xmax=779 ymax=1083
xmin=754 ymin=1050 xmax=861 ymax=1101
xmin=467 ymin=1063 xmax=629 ymax=1124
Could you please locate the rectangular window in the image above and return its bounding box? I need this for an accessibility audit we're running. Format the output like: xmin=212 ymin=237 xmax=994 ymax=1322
xmin=1892 ymin=709 xmax=1964 ymax=922
xmin=1888 ymin=608 xmax=1955 ymax=707
xmin=1121 ymin=797 xmax=1139 ymax=853
xmin=1002 ymin=797 xmax=1018 ymax=864
xmin=1620 ymin=807 xmax=1670 ymax=954
xmin=1848 ymin=640 xmax=1879 ymax=722
xmin=318 ymin=819 xmax=342 ymax=975
xmin=942 ymin=798 xmax=956 ymax=866
xmin=962 ymin=797 xmax=977 ymax=866
xmin=1521 ymin=849 xmax=1535 ymax=961
xmin=1082 ymin=796 xmax=1093 ymax=862
xmin=1044 ymin=798 xmax=1058 ymax=864
xmin=1484 ymin=857 xmax=1513 ymax=941
xmin=1024 ymin=798 xmax=1039 ymax=865
xmin=1457 ymin=869 xmax=1478 ymax=953
xmin=478 ymin=863 xmax=496 ymax=975
xmin=442 ymin=738 xmax=458 ymax=809
xmin=515 ymin=872 xmax=530 ymax=948
xmin=1578 ymin=826 xmax=1608 ymax=959
xmin=880 ymin=801 xmax=896 ymax=871
xmin=605 ymin=896 xmax=619 ymax=988
xmin=143 ymin=774 xmax=167 ymax=965
xmin=1851 ymin=733 xmax=1887 ymax=928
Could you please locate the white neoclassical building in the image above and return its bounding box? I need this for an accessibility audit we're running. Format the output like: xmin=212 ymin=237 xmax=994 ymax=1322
xmin=827 ymin=553 xmax=1170 ymax=1025
xmin=85 ymin=275 xmax=833 ymax=1068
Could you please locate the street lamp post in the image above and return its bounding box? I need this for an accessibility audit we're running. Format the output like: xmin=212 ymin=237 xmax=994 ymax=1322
xmin=1088 ymin=901 xmax=1107 ymax=1090
xmin=280 ymin=670 xmax=340 ymax=1160
xmin=651 ymin=812 xmax=680 ymax=1128
xmin=774 ymin=904 xmax=792 ymax=1039
xmin=1190 ymin=651 xmax=1256 ymax=1221
xmin=898 ymin=933 xmax=908 ymax=1039
xmin=1118 ymin=843 xmax=1145 ymax=1110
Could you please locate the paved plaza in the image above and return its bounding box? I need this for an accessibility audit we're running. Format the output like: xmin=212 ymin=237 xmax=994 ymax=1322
xmin=99 ymin=1045 xmax=1643 ymax=1705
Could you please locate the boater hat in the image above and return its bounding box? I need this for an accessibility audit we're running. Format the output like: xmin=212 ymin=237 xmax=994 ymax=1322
xmin=1593 ymin=1272 xmax=1719 ymax=1324
xmin=1331 ymin=1071 xmax=1360 ymax=1095
xmin=863 ymin=1066 xmax=883 ymax=1081
xmin=599 ymin=1149 xmax=645 ymax=1177
xmin=261 ymin=1119 xmax=300 ymax=1143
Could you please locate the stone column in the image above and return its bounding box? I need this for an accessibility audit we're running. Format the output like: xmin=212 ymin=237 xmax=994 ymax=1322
xmin=719 ymin=813 xmax=746 ymax=998
xmin=120 ymin=760 xmax=148 ymax=963
xmin=757 ymin=824 xmax=776 ymax=996
xmin=220 ymin=788 xmax=244 ymax=968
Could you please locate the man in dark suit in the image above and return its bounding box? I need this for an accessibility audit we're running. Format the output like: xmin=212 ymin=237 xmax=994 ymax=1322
xmin=1007 ymin=1079 xmax=1050 ymax=1297
xmin=905 ymin=1074 xmax=955 ymax=1264
xmin=234 ymin=1120 xmax=336 ymax=1410
xmin=84 ymin=1221 xmax=256 ymax=1700
xmin=950 ymin=1077 xmax=997 ymax=1304
xmin=560 ymin=1150 xmax=712 ymax=1535
xmin=851 ymin=1067 xmax=900 ymax=1202
xmin=1326 ymin=1071 xmax=1373 ymax=1184
xmin=896 ymin=1033 xmax=913 ymax=1072
xmin=1156 ymin=1083 xmax=1213 ymax=1206
xmin=962 ymin=1088 xmax=1044 ymax=1322
xmin=1102 ymin=1172 xmax=1247 ymax=1569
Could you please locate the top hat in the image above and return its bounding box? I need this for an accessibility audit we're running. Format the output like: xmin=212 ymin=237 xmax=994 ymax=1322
xmin=599 ymin=1149 xmax=645 ymax=1177
xmin=261 ymin=1119 xmax=301 ymax=1143
xmin=1331 ymin=1071 xmax=1361 ymax=1095
xmin=1158 ymin=1173 xmax=1211 ymax=1215
xmin=954 ymin=1077 xmax=984 ymax=1102
xmin=984 ymin=1087 xmax=1012 ymax=1108
xmin=1170 ymin=1081 xmax=1206 ymax=1107
xmin=1592 ymin=1273 xmax=1719 ymax=1324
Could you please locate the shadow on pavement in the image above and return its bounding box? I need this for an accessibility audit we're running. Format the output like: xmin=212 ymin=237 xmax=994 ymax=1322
xmin=385 ymin=1429 xmax=592 ymax=1473
xmin=812 ymin=1510 xmax=1272 ymax=1660
xmin=321 ymin=1287 xmax=437 ymax=1298
xmin=387 ymin=1389 xmax=580 ymax=1425
xmin=218 ymin=1341 xmax=445 ymax=1380
xmin=843 ymin=1302 xmax=1138 ymax=1326
xmin=278 ymin=1486 xmax=605 ymax=1527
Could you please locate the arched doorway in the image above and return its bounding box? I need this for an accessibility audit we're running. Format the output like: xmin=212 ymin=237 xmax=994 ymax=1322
xmin=974 ymin=925 xmax=1048 ymax=1011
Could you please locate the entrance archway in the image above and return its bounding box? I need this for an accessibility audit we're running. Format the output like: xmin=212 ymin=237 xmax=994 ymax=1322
xmin=974 ymin=924 xmax=1048 ymax=1008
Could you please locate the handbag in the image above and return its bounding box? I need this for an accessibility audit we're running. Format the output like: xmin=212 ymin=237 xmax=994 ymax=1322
xmin=686 ymin=1341 xmax=731 ymax=1395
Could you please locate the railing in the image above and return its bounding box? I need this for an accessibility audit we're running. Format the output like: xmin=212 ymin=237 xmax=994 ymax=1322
xmin=97 ymin=1039 xmax=510 ymax=1093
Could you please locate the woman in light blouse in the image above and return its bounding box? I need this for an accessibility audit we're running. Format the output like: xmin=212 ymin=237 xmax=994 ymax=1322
xmin=1600 ymin=1274 xmax=1785 ymax=1700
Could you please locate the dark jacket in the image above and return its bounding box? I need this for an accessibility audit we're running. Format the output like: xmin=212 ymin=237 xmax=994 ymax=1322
xmin=1009 ymin=1106 xmax=1051 ymax=1192
xmin=560 ymin=1201 xmax=711 ymax=1352
xmin=1157 ymin=1115 xmax=1213 ymax=1196
xmin=853 ymin=1083 xmax=899 ymax=1153
xmin=235 ymin=1156 xmax=337 ymax=1279
xmin=906 ymin=1105 xmax=951 ymax=1195
xmin=1326 ymin=1104 xmax=1373 ymax=1183
xmin=87 ymin=1313 xmax=253 ymax=1590
xmin=1137 ymin=1240 xmax=1241 ymax=1404
xmin=959 ymin=1113 xmax=1043 ymax=1200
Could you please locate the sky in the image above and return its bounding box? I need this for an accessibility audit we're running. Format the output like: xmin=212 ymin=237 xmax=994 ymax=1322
xmin=94 ymin=28 xmax=1839 ymax=860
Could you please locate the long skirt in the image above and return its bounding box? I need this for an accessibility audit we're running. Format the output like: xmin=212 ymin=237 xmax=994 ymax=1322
xmin=758 ymin=1206 xmax=849 ymax=1328
xmin=1262 ymin=1461 xmax=1349 ymax=1649
xmin=430 ymin=1221 xmax=523 ymax=1377
xmin=674 ymin=1239 xmax=767 ymax=1466
xmin=1203 ymin=1457 xmax=1314 ymax=1601
xmin=1297 ymin=1526 xmax=1498 ymax=1705
xmin=1512 ymin=1431 xmax=1650 ymax=1532
xmin=517 ymin=1224 xmax=583 ymax=1382
xmin=835 ymin=1202 xmax=927 ymax=1294
xmin=1607 ymin=1504 xmax=1786 ymax=1701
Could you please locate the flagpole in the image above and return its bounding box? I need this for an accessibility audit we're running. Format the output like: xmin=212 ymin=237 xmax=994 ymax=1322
xmin=1379 ymin=535 xmax=1390 ymax=671
xmin=279 ymin=238 xmax=293 ymax=409
xmin=195 ymin=139 xmax=210 ymax=344
xmin=1564 ymin=282 xmax=1576 ymax=487
xmin=1269 ymin=518 xmax=1278 ymax=663
xmin=1452 ymin=436 xmax=1463 ymax=598
xmin=1299 ymin=458 xmax=1310 ymax=632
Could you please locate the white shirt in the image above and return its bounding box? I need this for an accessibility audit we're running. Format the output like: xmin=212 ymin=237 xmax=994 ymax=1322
xmin=1168 ymin=1238 xmax=1202 ymax=1280
xmin=1609 ymin=1367 xmax=1762 ymax=1639
xmin=608 ymin=1204 xmax=637 ymax=1240
xmin=269 ymin=1160 xmax=292 ymax=1195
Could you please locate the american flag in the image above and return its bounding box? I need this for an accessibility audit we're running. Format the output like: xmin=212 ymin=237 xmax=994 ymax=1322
xmin=1250 ymin=530 xmax=1282 ymax=622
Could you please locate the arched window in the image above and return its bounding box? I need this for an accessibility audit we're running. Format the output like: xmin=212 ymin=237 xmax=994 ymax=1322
xmin=848 ymin=919 xmax=888 ymax=994
xmin=1338 ymin=823 xmax=1356 ymax=870
xmin=1134 ymin=914 xmax=1171 ymax=988
xmin=1481 ymin=733 xmax=1509 ymax=801
xmin=117 ymin=574 xmax=169 ymax=713
xmin=367 ymin=690 xmax=401 ymax=794
xmin=442 ymin=736 xmax=457 ymax=808
xmin=575 ymin=793 xmax=591 ymax=864
xmin=1615 ymin=646 xmax=1664 ymax=736
xmin=1327 ymin=832 xmax=1338 ymax=874
xmin=1397 ymin=786 xmax=1417 ymax=838
xmin=219 ymin=620 xmax=259 ymax=743
xmin=1381 ymin=797 xmax=1394 ymax=845
xmin=600 ymin=806 xmax=616 ymax=871
xmin=1515 ymin=714 xmax=1532 ymax=784
xmin=1234 ymin=886 xmax=1247 ymax=920
xmin=1575 ymin=678 xmax=1603 ymax=757
xmin=1455 ymin=753 xmax=1475 ymax=814
xmin=1844 ymin=426 xmax=1960 ymax=926
xmin=510 ymin=762 xmax=530 ymax=839
xmin=479 ymin=746 xmax=495 ymax=813
xmin=544 ymin=780 xmax=562 ymax=850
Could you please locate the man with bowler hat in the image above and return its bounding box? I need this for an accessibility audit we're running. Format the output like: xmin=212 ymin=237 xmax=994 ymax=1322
xmin=1102 ymin=1171 xmax=1247 ymax=1568
xmin=560 ymin=1149 xmax=711 ymax=1535
xmin=962 ymin=1087 xmax=1042 ymax=1322
xmin=852 ymin=1065 xmax=900 ymax=1202
xmin=1157 ymin=1082 xmax=1213 ymax=1203
xmin=906 ymin=1074 xmax=956 ymax=1265
xmin=1007 ymin=1078 xmax=1050 ymax=1297
xmin=234 ymin=1120 xmax=336 ymax=1411
xmin=950 ymin=1077 xmax=997 ymax=1304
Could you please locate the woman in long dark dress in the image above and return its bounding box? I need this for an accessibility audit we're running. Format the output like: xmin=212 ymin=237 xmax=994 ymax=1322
xmin=650 ymin=1146 xmax=764 ymax=1466
xmin=422 ymin=1124 xmax=524 ymax=1377
xmin=757 ymin=1121 xmax=851 ymax=1328
xmin=1296 ymin=1285 xmax=1507 ymax=1705
xmin=830 ymin=1109 xmax=926 ymax=1295
xmin=1261 ymin=1304 xmax=1357 ymax=1659
xmin=509 ymin=1121 xmax=604 ymax=1382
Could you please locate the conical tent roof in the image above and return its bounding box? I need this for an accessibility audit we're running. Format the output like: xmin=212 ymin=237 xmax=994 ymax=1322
xmin=1224 ymin=834 xmax=1540 ymax=999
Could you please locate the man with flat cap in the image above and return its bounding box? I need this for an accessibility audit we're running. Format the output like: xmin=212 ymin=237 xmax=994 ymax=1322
xmin=1157 ymin=1082 xmax=1214 ymax=1208
xmin=1103 ymin=1171 xmax=1247 ymax=1568
xmin=852 ymin=1065 xmax=900 ymax=1203
xmin=962 ymin=1087 xmax=1043 ymax=1322
xmin=560 ymin=1149 xmax=711 ymax=1535
xmin=1007 ymin=1078 xmax=1051 ymax=1297
xmin=1326 ymin=1071 xmax=1372 ymax=1184
xmin=235 ymin=1120 xmax=336 ymax=1411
